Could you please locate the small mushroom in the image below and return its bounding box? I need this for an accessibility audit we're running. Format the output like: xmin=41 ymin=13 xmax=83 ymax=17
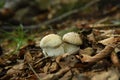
xmin=62 ymin=32 xmax=82 ymax=53
xmin=40 ymin=34 xmax=64 ymax=56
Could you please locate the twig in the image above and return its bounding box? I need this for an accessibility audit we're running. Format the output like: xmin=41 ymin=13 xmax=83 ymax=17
xmin=1 ymin=0 xmax=100 ymax=30
xmin=25 ymin=51 xmax=41 ymax=80
xmin=42 ymin=67 xmax=70 ymax=80
xmin=28 ymin=63 xmax=41 ymax=80
xmin=95 ymin=17 xmax=109 ymax=24
xmin=35 ymin=56 xmax=50 ymax=65
xmin=89 ymin=23 xmax=120 ymax=29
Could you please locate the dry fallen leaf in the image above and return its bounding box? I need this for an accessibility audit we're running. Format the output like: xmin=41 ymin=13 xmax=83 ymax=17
xmin=59 ymin=70 xmax=72 ymax=80
xmin=43 ymin=62 xmax=51 ymax=73
xmin=24 ymin=51 xmax=33 ymax=63
xmin=43 ymin=67 xmax=70 ymax=80
xmin=98 ymin=37 xmax=116 ymax=45
xmin=7 ymin=63 xmax=24 ymax=75
xmin=91 ymin=68 xmax=120 ymax=80
xmin=111 ymin=51 xmax=120 ymax=67
xmin=49 ymin=62 xmax=59 ymax=73
xmin=80 ymin=45 xmax=115 ymax=63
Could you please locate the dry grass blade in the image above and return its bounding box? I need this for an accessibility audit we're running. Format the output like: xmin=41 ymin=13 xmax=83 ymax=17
xmin=28 ymin=63 xmax=42 ymax=80
xmin=24 ymin=51 xmax=41 ymax=80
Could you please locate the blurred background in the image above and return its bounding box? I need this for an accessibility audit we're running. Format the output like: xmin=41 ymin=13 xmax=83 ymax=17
xmin=0 ymin=0 xmax=120 ymax=26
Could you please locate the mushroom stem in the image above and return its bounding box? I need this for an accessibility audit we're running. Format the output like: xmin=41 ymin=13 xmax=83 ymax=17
xmin=43 ymin=46 xmax=64 ymax=56
xmin=62 ymin=43 xmax=80 ymax=54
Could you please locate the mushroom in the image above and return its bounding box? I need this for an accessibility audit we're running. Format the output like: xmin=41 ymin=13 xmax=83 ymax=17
xmin=62 ymin=32 xmax=82 ymax=53
xmin=40 ymin=34 xmax=64 ymax=56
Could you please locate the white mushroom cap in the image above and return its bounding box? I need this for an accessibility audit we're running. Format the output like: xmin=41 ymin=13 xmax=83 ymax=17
xmin=40 ymin=34 xmax=64 ymax=56
xmin=63 ymin=32 xmax=82 ymax=45
xmin=40 ymin=34 xmax=62 ymax=48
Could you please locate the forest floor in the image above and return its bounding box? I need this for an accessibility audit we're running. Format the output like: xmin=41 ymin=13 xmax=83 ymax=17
xmin=0 ymin=0 xmax=120 ymax=80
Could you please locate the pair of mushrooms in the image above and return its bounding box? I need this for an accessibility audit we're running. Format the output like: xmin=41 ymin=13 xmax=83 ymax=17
xmin=40 ymin=32 xmax=82 ymax=56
